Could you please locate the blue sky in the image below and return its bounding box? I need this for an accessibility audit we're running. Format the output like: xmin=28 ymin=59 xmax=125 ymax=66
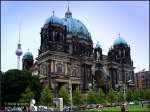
xmin=1 ymin=1 xmax=149 ymax=72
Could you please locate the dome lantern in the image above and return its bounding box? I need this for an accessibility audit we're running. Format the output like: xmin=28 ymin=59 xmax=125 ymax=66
xmin=65 ymin=2 xmax=72 ymax=18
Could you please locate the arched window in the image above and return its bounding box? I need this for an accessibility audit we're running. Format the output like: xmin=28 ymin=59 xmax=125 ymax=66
xmin=48 ymin=31 xmax=52 ymax=41
xmin=56 ymin=63 xmax=62 ymax=75
xmin=119 ymin=50 xmax=121 ymax=56
xmin=123 ymin=49 xmax=125 ymax=56
xmin=56 ymin=33 xmax=60 ymax=42
xmin=40 ymin=64 xmax=47 ymax=76
xmin=72 ymin=69 xmax=76 ymax=76
xmin=80 ymin=27 xmax=83 ymax=34
xmin=53 ymin=31 xmax=55 ymax=38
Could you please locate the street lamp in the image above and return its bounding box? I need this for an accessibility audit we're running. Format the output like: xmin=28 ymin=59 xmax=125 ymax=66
xmin=54 ymin=79 xmax=58 ymax=98
xmin=123 ymin=79 xmax=133 ymax=104
xmin=123 ymin=83 xmax=126 ymax=103
xmin=69 ymin=79 xmax=73 ymax=111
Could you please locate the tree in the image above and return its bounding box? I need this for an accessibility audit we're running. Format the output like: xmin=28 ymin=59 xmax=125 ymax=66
xmin=108 ymin=88 xmax=116 ymax=105
xmin=87 ymin=90 xmax=97 ymax=104
xmin=117 ymin=91 xmax=124 ymax=103
xmin=0 ymin=71 xmax=3 ymax=106
xmin=40 ymin=86 xmax=53 ymax=107
xmin=96 ymin=88 xmax=106 ymax=104
xmin=126 ymin=89 xmax=134 ymax=102
xmin=29 ymin=75 xmax=42 ymax=103
xmin=19 ymin=86 xmax=34 ymax=103
xmin=133 ymin=89 xmax=141 ymax=101
xmin=1 ymin=69 xmax=42 ymax=104
xmin=73 ymin=88 xmax=83 ymax=105
xmin=59 ymin=86 xmax=69 ymax=106
xmin=143 ymin=89 xmax=150 ymax=100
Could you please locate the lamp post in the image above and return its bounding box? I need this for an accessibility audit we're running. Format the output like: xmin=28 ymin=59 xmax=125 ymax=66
xmin=123 ymin=80 xmax=132 ymax=105
xmin=69 ymin=79 xmax=73 ymax=111
xmin=123 ymin=83 xmax=126 ymax=103
xmin=55 ymin=81 xmax=58 ymax=98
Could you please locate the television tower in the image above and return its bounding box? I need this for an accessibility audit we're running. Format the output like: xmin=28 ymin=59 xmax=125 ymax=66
xmin=15 ymin=23 xmax=23 ymax=69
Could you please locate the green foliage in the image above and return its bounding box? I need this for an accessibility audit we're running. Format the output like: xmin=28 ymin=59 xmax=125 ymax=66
xmin=87 ymin=90 xmax=97 ymax=104
xmin=108 ymin=88 xmax=116 ymax=103
xmin=73 ymin=88 xmax=83 ymax=105
xmin=133 ymin=89 xmax=141 ymax=101
xmin=116 ymin=91 xmax=124 ymax=102
xmin=96 ymin=88 xmax=106 ymax=104
xmin=113 ymin=91 xmax=118 ymax=102
xmin=143 ymin=89 xmax=150 ymax=99
xmin=1 ymin=69 xmax=42 ymax=104
xmin=126 ymin=89 xmax=133 ymax=101
xmin=29 ymin=75 xmax=42 ymax=103
xmin=59 ymin=86 xmax=69 ymax=106
xmin=19 ymin=86 xmax=34 ymax=103
xmin=124 ymin=89 xmax=150 ymax=101
xmin=40 ymin=86 xmax=53 ymax=106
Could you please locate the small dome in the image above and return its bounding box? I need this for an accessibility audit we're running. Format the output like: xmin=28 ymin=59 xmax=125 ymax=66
xmin=44 ymin=15 xmax=62 ymax=25
xmin=113 ymin=37 xmax=127 ymax=46
xmin=95 ymin=41 xmax=101 ymax=48
xmin=23 ymin=50 xmax=33 ymax=59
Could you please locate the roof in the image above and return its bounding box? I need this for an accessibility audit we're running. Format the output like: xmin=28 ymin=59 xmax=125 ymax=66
xmin=44 ymin=9 xmax=91 ymax=39
xmin=113 ymin=37 xmax=127 ymax=46
xmin=23 ymin=51 xmax=33 ymax=59
xmin=95 ymin=42 xmax=101 ymax=48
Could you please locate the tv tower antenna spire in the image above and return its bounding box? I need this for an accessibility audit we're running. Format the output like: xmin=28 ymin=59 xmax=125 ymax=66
xmin=15 ymin=22 xmax=23 ymax=70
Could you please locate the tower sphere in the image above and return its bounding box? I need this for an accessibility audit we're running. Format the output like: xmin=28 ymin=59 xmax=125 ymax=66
xmin=15 ymin=48 xmax=23 ymax=56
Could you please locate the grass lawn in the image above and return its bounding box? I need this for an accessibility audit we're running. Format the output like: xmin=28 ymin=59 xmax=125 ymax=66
xmin=79 ymin=104 xmax=149 ymax=112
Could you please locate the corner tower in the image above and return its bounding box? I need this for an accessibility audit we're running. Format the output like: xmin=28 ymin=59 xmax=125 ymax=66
xmin=22 ymin=49 xmax=34 ymax=70
xmin=107 ymin=34 xmax=134 ymax=90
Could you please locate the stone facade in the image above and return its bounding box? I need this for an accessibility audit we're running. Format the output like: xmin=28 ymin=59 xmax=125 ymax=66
xmin=107 ymin=43 xmax=135 ymax=90
xmin=23 ymin=8 xmax=135 ymax=94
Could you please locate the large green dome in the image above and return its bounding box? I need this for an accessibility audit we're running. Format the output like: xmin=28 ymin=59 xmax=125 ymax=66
xmin=44 ymin=9 xmax=91 ymax=39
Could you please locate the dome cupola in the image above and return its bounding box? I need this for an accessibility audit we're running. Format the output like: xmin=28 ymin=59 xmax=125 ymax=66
xmin=95 ymin=41 xmax=101 ymax=49
xmin=113 ymin=34 xmax=127 ymax=46
xmin=43 ymin=6 xmax=91 ymax=39
xmin=23 ymin=49 xmax=33 ymax=60
xmin=44 ymin=11 xmax=62 ymax=25
xmin=22 ymin=49 xmax=34 ymax=70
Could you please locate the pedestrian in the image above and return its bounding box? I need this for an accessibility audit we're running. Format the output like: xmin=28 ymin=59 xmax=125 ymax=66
xmin=141 ymin=102 xmax=144 ymax=107
xmin=121 ymin=105 xmax=125 ymax=112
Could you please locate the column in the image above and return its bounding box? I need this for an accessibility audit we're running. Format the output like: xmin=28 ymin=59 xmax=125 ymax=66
xmin=65 ymin=63 xmax=68 ymax=75
xmin=47 ymin=61 xmax=51 ymax=89
xmin=51 ymin=61 xmax=54 ymax=72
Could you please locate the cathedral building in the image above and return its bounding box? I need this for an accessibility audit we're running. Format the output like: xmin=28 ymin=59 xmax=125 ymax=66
xmin=22 ymin=7 xmax=135 ymax=94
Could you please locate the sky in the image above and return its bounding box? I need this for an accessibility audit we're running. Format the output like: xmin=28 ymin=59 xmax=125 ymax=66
xmin=1 ymin=1 xmax=149 ymax=73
